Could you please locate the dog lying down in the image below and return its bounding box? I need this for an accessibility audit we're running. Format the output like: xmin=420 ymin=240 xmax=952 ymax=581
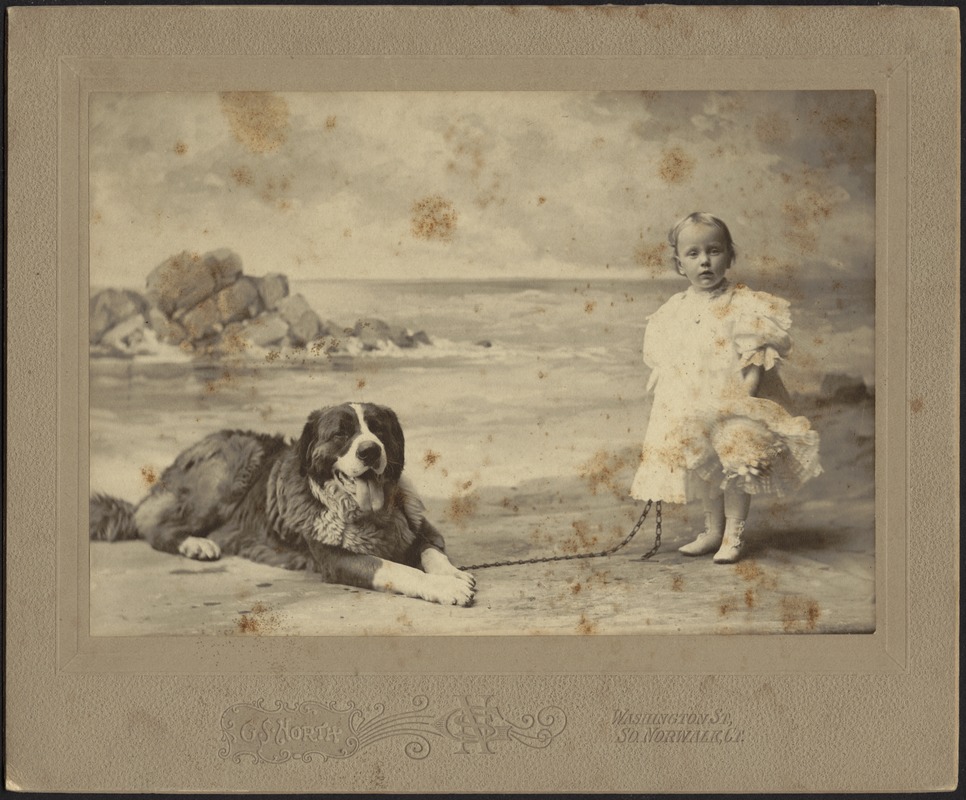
xmin=90 ymin=402 xmax=476 ymax=606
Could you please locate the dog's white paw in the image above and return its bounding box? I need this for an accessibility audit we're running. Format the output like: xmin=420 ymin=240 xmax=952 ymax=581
xmin=424 ymin=571 xmax=476 ymax=607
xmin=178 ymin=536 xmax=221 ymax=561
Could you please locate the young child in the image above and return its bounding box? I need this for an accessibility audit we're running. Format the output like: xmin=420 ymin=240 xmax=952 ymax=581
xmin=630 ymin=212 xmax=822 ymax=563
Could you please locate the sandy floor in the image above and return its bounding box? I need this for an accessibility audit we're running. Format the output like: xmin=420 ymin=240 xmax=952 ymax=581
xmin=90 ymin=396 xmax=875 ymax=636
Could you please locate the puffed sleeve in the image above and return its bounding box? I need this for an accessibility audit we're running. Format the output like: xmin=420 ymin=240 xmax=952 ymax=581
xmin=733 ymin=289 xmax=792 ymax=371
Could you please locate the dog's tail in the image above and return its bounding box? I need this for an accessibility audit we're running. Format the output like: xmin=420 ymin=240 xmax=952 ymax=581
xmin=90 ymin=493 xmax=140 ymax=541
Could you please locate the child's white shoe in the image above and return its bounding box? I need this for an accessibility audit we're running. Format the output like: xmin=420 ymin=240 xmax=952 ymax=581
xmin=678 ymin=513 xmax=724 ymax=556
xmin=713 ymin=518 xmax=746 ymax=564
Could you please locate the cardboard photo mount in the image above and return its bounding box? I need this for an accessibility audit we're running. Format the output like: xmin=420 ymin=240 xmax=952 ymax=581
xmin=6 ymin=6 xmax=959 ymax=793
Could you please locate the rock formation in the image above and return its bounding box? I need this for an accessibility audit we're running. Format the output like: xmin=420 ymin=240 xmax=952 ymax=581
xmin=90 ymin=248 xmax=431 ymax=359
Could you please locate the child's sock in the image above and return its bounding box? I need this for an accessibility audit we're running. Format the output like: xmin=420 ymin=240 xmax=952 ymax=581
xmin=713 ymin=517 xmax=746 ymax=564
xmin=678 ymin=512 xmax=725 ymax=556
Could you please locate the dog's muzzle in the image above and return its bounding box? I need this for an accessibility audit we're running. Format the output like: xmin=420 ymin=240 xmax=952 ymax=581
xmin=333 ymin=437 xmax=388 ymax=513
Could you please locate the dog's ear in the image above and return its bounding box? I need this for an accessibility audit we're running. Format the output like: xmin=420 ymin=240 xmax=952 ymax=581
xmin=378 ymin=406 xmax=406 ymax=483
xmin=297 ymin=410 xmax=322 ymax=477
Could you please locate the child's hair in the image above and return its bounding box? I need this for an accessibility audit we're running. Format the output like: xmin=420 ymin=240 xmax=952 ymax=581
xmin=667 ymin=212 xmax=737 ymax=264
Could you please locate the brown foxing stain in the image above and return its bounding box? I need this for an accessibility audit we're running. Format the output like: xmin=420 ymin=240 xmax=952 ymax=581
xmin=718 ymin=598 xmax=738 ymax=616
xmin=356 ymin=377 xmax=367 ymax=390
xmin=584 ymin=301 xmax=597 ymax=313
xmin=537 ymin=370 xmax=548 ymax=380
xmin=173 ymin=141 xmax=188 ymax=155
xmin=780 ymin=596 xmax=821 ymax=632
xmin=396 ymin=613 xmax=413 ymax=628
xmin=343 ymin=228 xmax=352 ymax=238
xmin=579 ymin=449 xmax=630 ymax=500
xmin=264 ymin=350 xmax=281 ymax=363
xmin=258 ymin=175 xmax=293 ymax=208
xmin=154 ymin=252 xmax=203 ymax=308
xmin=411 ymin=195 xmax=458 ymax=241
xmin=658 ymin=147 xmax=696 ymax=184
xmin=744 ymin=588 xmax=757 ymax=609
xmin=734 ymin=560 xmax=778 ymax=591
xmin=219 ymin=92 xmax=290 ymax=154
xmin=910 ymin=397 xmax=924 ymax=414
xmin=140 ymin=466 xmax=158 ymax=487
xmin=230 ymin=166 xmax=255 ymax=187
xmin=500 ymin=497 xmax=520 ymax=513
xmin=537 ymin=196 xmax=547 ymax=205
xmin=670 ymin=574 xmax=684 ymax=592
xmin=220 ymin=331 xmax=249 ymax=356
xmin=91 ymin=210 xmax=103 ymax=224
xmin=734 ymin=560 xmax=763 ymax=582
xmin=570 ymin=582 xmax=582 ymax=595
xmin=446 ymin=491 xmax=479 ymax=525
xmin=325 ymin=115 xmax=337 ymax=130
xmin=587 ymin=569 xmax=611 ymax=587
xmin=422 ymin=450 xmax=441 ymax=469
xmin=561 ymin=520 xmax=600 ymax=554
xmin=754 ymin=113 xmax=790 ymax=146
xmin=577 ymin=614 xmax=598 ymax=634
xmin=460 ymin=480 xmax=473 ymax=491
xmin=204 ymin=369 xmax=234 ymax=395
xmin=633 ymin=240 xmax=667 ymax=275
xmin=237 ymin=601 xmax=280 ymax=635
xmin=310 ymin=336 xmax=342 ymax=357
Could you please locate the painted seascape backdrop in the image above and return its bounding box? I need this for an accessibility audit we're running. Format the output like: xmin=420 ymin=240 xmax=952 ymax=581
xmin=89 ymin=92 xmax=876 ymax=635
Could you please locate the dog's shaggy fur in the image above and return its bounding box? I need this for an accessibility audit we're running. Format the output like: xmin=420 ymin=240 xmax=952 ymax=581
xmin=90 ymin=403 xmax=475 ymax=605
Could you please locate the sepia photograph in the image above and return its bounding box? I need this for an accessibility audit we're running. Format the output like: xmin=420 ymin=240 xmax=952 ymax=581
xmin=88 ymin=89 xmax=876 ymax=636
xmin=7 ymin=5 xmax=958 ymax=794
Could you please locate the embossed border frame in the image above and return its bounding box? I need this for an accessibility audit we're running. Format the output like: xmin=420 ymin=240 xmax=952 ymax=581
xmin=7 ymin=6 xmax=959 ymax=793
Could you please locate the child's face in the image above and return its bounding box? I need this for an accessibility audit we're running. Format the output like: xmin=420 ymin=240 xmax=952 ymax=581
xmin=674 ymin=222 xmax=732 ymax=292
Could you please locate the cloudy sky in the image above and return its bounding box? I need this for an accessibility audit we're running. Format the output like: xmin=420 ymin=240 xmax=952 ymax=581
xmin=89 ymin=90 xmax=875 ymax=288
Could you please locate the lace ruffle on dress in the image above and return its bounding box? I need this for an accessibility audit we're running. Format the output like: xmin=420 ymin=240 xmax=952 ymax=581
xmin=629 ymin=281 xmax=822 ymax=504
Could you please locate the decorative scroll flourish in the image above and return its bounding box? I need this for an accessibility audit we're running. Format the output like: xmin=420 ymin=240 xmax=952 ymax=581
xmin=219 ymin=696 xmax=566 ymax=762
xmin=436 ymin=696 xmax=567 ymax=754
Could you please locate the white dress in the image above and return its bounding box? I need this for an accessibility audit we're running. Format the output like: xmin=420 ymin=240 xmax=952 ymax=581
xmin=630 ymin=281 xmax=822 ymax=504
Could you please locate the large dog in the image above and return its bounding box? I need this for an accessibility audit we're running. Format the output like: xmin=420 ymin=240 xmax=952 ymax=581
xmin=90 ymin=402 xmax=475 ymax=606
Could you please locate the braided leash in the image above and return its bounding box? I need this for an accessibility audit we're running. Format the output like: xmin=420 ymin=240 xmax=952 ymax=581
xmin=459 ymin=500 xmax=662 ymax=571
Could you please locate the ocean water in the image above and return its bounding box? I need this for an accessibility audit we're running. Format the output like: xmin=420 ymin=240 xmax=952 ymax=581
xmin=90 ymin=276 xmax=874 ymax=502
xmin=294 ymin=276 xmax=874 ymax=389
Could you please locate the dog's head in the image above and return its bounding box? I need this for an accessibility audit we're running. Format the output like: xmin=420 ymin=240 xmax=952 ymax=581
xmin=297 ymin=402 xmax=405 ymax=513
